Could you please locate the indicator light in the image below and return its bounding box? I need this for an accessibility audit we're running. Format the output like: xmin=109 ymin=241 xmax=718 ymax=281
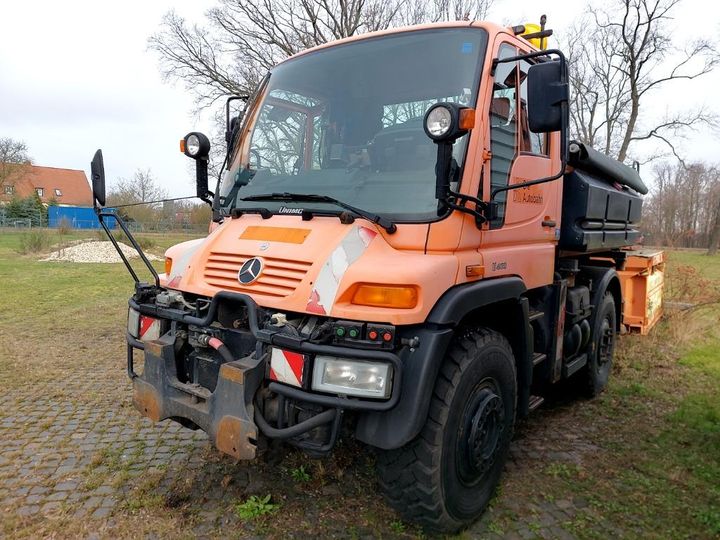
xmin=351 ymin=284 xmax=418 ymax=309
xmin=348 ymin=328 xmax=359 ymax=338
xmin=368 ymin=330 xmax=378 ymax=340
xmin=382 ymin=332 xmax=393 ymax=342
xmin=336 ymin=327 xmax=346 ymax=337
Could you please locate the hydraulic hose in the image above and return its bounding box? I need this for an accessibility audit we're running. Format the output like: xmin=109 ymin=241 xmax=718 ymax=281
xmin=207 ymin=336 xmax=235 ymax=363
xmin=254 ymin=406 xmax=337 ymax=439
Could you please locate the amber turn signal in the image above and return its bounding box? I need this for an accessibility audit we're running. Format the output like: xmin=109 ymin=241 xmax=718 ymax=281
xmin=351 ymin=284 xmax=418 ymax=309
xmin=164 ymin=257 xmax=173 ymax=275
xmin=458 ymin=108 xmax=475 ymax=130
xmin=179 ymin=139 xmax=186 ymax=153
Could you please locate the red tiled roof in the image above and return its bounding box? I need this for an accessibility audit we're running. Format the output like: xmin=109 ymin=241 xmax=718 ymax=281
xmin=1 ymin=165 xmax=92 ymax=206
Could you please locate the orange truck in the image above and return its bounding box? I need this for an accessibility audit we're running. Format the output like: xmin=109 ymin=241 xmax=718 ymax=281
xmin=91 ymin=19 xmax=657 ymax=533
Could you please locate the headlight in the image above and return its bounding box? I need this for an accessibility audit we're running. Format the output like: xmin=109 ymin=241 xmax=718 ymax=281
xmin=424 ymin=105 xmax=453 ymax=139
xmin=311 ymin=356 xmax=393 ymax=399
xmin=186 ymin=134 xmax=201 ymax=156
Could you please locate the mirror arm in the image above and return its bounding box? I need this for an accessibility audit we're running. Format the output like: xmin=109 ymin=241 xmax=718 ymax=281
xmin=195 ymin=158 xmax=213 ymax=206
xmin=491 ymin=48 xmax=566 ymax=76
xmin=434 ymin=142 xmax=454 ymax=203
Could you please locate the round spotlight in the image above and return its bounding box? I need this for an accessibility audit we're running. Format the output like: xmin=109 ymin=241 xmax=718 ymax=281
xmin=182 ymin=132 xmax=210 ymax=159
xmin=424 ymin=105 xmax=454 ymax=140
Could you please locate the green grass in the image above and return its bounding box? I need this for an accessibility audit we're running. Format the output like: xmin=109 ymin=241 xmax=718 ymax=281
xmin=666 ymin=249 xmax=720 ymax=281
xmin=1 ymin=231 xmax=718 ymax=538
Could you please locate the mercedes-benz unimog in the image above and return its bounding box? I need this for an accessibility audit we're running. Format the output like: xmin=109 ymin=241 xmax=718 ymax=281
xmin=91 ymin=18 xmax=650 ymax=533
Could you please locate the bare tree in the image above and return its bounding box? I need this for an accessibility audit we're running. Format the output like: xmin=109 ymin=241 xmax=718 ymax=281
xmin=107 ymin=169 xmax=168 ymax=224
xmin=704 ymin=168 xmax=720 ymax=255
xmin=643 ymin=161 xmax=720 ymax=251
xmin=0 ymin=137 xmax=32 ymax=194
xmin=149 ymin=0 xmax=493 ymax=110
xmin=565 ymin=0 xmax=718 ymax=163
xmin=110 ymin=169 xmax=167 ymax=204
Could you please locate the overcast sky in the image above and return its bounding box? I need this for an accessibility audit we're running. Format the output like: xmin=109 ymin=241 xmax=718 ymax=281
xmin=1 ymin=0 xmax=718 ymax=197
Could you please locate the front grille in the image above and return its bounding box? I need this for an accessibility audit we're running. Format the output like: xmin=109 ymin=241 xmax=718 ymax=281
xmin=203 ymin=252 xmax=312 ymax=297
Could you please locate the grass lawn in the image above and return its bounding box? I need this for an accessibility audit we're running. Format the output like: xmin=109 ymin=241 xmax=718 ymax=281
xmin=0 ymin=230 xmax=718 ymax=538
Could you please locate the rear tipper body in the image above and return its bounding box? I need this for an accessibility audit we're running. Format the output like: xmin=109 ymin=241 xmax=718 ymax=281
xmin=93 ymin=19 xmax=661 ymax=533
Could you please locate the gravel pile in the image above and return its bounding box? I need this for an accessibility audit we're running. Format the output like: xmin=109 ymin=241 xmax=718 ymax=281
xmin=42 ymin=241 xmax=162 ymax=263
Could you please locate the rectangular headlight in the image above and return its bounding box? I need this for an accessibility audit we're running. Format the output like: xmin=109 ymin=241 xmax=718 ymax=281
xmin=311 ymin=356 xmax=393 ymax=399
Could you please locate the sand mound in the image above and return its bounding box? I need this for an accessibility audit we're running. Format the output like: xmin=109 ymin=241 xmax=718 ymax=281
xmin=42 ymin=241 xmax=162 ymax=263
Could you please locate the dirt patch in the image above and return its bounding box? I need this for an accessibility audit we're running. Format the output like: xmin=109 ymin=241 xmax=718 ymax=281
xmin=41 ymin=241 xmax=162 ymax=264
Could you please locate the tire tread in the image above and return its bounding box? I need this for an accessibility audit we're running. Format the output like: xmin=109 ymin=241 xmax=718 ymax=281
xmin=376 ymin=328 xmax=515 ymax=533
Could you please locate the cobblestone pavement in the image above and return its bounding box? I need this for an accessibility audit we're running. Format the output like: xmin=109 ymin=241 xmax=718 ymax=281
xmin=1 ymin=338 xmax=616 ymax=539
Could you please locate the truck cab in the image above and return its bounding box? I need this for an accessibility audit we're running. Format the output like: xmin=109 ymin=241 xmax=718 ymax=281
xmin=92 ymin=20 xmax=647 ymax=534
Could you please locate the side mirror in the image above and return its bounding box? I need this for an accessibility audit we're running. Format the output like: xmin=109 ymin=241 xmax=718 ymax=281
xmin=181 ymin=132 xmax=211 ymax=201
xmin=527 ymin=60 xmax=568 ymax=133
xmin=226 ymin=116 xmax=241 ymax=156
xmin=90 ymin=149 xmax=106 ymax=207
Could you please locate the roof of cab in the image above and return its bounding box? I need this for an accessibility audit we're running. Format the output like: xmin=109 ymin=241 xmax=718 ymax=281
xmin=276 ymin=20 xmax=508 ymax=67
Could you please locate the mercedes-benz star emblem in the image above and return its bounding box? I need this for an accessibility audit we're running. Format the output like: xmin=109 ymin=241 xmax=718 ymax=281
xmin=238 ymin=257 xmax=263 ymax=285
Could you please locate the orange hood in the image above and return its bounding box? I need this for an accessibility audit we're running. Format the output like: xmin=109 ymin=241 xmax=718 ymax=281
xmin=162 ymin=215 xmax=458 ymax=325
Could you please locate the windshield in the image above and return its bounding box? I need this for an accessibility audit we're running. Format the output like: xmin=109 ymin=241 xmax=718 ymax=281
xmin=220 ymin=28 xmax=488 ymax=222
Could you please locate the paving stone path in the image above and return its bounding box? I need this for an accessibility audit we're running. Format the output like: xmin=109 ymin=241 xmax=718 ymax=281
xmin=0 ymin=345 xmax=614 ymax=539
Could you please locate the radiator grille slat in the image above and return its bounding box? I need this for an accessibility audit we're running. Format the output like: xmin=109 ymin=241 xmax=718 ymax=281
xmin=203 ymin=252 xmax=312 ymax=297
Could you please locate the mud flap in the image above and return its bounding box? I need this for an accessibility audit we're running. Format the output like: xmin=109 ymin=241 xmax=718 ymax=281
xmin=132 ymin=335 xmax=264 ymax=460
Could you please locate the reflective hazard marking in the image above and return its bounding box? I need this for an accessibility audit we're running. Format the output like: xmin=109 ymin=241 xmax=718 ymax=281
xmin=306 ymin=225 xmax=377 ymax=315
xmin=139 ymin=316 xmax=162 ymax=341
xmin=269 ymin=348 xmax=306 ymax=387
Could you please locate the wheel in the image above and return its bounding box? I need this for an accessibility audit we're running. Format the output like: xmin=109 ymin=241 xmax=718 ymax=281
xmin=376 ymin=328 xmax=516 ymax=534
xmin=584 ymin=292 xmax=617 ymax=397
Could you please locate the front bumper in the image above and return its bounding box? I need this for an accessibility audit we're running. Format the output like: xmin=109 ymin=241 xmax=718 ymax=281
xmin=126 ymin=289 xmax=402 ymax=457
xmin=130 ymin=333 xmax=263 ymax=459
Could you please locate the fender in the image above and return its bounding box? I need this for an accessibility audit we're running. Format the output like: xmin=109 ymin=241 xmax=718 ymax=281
xmin=426 ymin=276 xmax=527 ymax=325
xmin=581 ymin=265 xmax=622 ymax=332
xmin=355 ymin=277 xmax=531 ymax=449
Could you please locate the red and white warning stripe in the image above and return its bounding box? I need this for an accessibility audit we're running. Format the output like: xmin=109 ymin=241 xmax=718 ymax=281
xmin=139 ymin=315 xmax=162 ymax=341
xmin=269 ymin=348 xmax=306 ymax=387
xmin=306 ymin=225 xmax=377 ymax=315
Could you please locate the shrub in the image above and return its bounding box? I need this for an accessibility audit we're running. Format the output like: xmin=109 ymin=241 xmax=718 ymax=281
xmin=57 ymin=217 xmax=73 ymax=235
xmin=234 ymin=494 xmax=279 ymax=520
xmin=136 ymin=235 xmax=156 ymax=250
xmin=17 ymin=229 xmax=51 ymax=254
xmin=290 ymin=465 xmax=311 ymax=483
xmin=5 ymin=193 xmax=46 ymax=226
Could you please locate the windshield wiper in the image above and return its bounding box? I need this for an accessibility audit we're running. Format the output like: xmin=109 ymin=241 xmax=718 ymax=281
xmin=241 ymin=192 xmax=397 ymax=234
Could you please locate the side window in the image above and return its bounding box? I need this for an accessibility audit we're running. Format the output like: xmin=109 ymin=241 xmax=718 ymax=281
xmin=519 ymin=59 xmax=548 ymax=156
xmin=489 ymin=44 xmax=518 ymax=227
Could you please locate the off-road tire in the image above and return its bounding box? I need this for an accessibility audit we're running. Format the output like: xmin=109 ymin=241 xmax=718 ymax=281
xmin=584 ymin=292 xmax=616 ymax=397
xmin=376 ymin=328 xmax=516 ymax=534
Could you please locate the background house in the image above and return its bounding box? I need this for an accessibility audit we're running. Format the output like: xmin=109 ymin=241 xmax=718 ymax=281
xmin=1 ymin=165 xmax=92 ymax=207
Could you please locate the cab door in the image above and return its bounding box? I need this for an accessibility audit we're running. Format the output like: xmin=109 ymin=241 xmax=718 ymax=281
xmin=478 ymin=39 xmax=562 ymax=289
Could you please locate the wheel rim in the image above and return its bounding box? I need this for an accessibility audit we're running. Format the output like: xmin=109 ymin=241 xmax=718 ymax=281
xmin=456 ymin=380 xmax=505 ymax=486
xmin=597 ymin=316 xmax=614 ymax=369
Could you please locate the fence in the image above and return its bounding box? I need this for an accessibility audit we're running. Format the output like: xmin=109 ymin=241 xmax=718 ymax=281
xmin=47 ymin=206 xmax=120 ymax=230
xmin=0 ymin=207 xmax=46 ymax=228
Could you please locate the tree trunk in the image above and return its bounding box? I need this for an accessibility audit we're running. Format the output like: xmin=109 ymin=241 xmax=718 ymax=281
xmin=708 ymin=210 xmax=720 ymax=256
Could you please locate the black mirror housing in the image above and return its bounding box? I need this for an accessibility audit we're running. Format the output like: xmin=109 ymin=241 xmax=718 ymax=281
xmin=527 ymin=60 xmax=568 ymax=133
xmin=90 ymin=149 xmax=106 ymax=207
